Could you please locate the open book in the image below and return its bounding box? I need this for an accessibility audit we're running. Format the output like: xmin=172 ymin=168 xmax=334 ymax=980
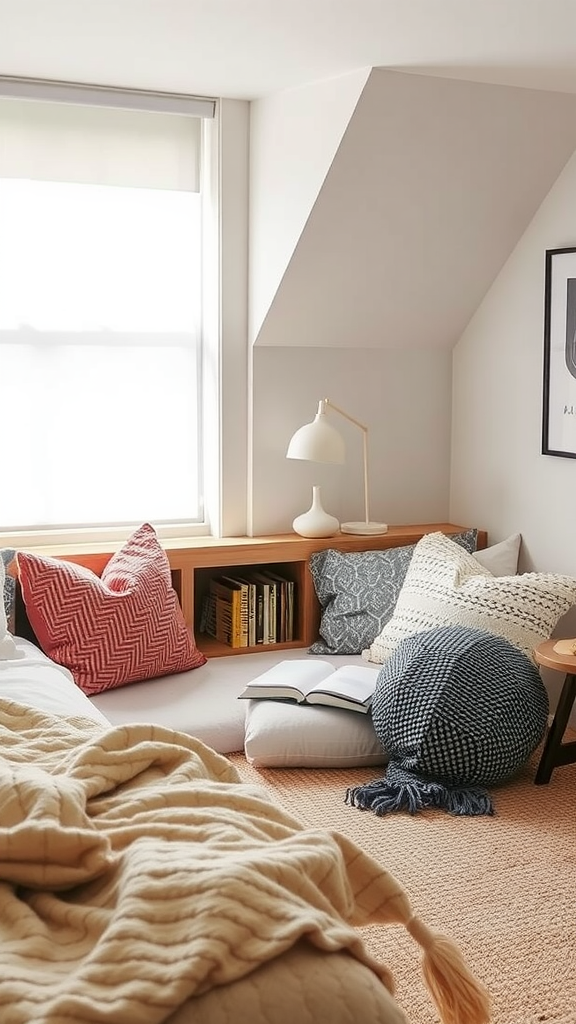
xmin=237 ymin=659 xmax=380 ymax=714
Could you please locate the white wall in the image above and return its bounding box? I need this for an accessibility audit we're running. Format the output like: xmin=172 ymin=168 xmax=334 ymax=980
xmin=249 ymin=345 xmax=453 ymax=536
xmin=451 ymin=146 xmax=576 ymax=713
xmin=451 ymin=148 xmax=576 ymax=574
xmin=249 ymin=68 xmax=370 ymax=343
xmin=246 ymin=69 xmax=576 ymax=544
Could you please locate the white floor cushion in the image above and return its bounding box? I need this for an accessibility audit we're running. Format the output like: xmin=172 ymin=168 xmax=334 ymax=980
xmin=244 ymin=698 xmax=387 ymax=768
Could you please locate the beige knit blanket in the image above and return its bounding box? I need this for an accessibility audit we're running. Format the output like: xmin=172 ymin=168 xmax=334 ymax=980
xmin=0 ymin=699 xmax=423 ymax=1024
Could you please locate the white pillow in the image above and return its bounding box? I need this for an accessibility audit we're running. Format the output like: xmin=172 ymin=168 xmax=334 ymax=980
xmin=244 ymin=699 xmax=387 ymax=768
xmin=364 ymin=531 xmax=576 ymax=666
xmin=473 ymin=533 xmax=521 ymax=576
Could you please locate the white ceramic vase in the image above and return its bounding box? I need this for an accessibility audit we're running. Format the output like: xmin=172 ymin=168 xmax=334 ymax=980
xmin=292 ymin=485 xmax=340 ymax=538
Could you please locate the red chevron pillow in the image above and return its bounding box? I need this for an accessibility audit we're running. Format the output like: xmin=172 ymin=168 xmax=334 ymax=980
xmin=17 ymin=523 xmax=206 ymax=695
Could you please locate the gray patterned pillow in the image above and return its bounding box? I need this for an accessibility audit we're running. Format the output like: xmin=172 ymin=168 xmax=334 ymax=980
xmin=1 ymin=548 xmax=17 ymax=635
xmin=309 ymin=529 xmax=478 ymax=656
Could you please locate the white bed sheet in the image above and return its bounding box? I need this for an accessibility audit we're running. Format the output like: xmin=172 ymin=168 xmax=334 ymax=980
xmin=0 ymin=637 xmax=109 ymax=726
xmin=3 ymin=638 xmax=368 ymax=755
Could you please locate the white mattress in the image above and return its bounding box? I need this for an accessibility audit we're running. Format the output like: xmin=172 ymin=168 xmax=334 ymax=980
xmin=2 ymin=639 xmax=367 ymax=754
xmin=91 ymin=648 xmax=367 ymax=753
xmin=0 ymin=638 xmax=109 ymax=726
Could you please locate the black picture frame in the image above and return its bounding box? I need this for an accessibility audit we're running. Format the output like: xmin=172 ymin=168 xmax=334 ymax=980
xmin=542 ymin=246 xmax=576 ymax=458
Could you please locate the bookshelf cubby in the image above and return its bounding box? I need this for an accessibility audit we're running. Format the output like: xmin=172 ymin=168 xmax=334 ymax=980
xmin=22 ymin=523 xmax=485 ymax=658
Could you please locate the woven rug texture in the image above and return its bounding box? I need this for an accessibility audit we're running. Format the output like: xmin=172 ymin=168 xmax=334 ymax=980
xmin=229 ymin=746 xmax=576 ymax=1024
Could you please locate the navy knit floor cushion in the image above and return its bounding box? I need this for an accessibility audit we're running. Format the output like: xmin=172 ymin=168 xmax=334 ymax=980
xmin=346 ymin=625 xmax=549 ymax=817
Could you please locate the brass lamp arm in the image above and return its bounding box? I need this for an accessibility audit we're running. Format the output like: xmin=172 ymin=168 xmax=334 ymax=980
xmin=321 ymin=398 xmax=370 ymax=524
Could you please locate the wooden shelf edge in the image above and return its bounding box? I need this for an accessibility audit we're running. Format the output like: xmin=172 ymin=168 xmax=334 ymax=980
xmin=197 ymin=637 xmax=306 ymax=659
xmin=13 ymin=523 xmax=486 ymax=562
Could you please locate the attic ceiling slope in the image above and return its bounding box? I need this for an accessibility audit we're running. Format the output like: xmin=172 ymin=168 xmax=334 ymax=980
xmin=254 ymin=70 xmax=576 ymax=351
xmin=249 ymin=69 xmax=370 ymax=344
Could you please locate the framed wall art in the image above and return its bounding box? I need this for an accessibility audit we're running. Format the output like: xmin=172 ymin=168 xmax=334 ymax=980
xmin=542 ymin=246 xmax=576 ymax=458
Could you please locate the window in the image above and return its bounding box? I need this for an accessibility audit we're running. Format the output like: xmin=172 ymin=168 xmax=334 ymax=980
xmin=0 ymin=80 xmax=217 ymax=540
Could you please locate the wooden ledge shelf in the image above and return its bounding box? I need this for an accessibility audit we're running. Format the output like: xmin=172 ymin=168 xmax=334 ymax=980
xmin=15 ymin=523 xmax=486 ymax=659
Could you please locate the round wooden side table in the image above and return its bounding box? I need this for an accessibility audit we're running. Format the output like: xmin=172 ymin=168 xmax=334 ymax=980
xmin=534 ymin=639 xmax=576 ymax=784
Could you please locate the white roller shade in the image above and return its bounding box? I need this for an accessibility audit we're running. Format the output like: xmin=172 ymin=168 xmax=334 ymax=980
xmin=0 ymin=94 xmax=205 ymax=191
xmin=0 ymin=76 xmax=216 ymax=118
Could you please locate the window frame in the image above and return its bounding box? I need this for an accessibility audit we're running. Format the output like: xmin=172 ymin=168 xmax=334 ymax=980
xmin=0 ymin=77 xmax=238 ymax=549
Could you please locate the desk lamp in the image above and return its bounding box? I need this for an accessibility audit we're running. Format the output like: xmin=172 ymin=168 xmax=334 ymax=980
xmin=286 ymin=398 xmax=388 ymax=536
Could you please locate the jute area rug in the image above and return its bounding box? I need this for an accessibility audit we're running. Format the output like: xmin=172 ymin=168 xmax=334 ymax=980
xmin=228 ymin=746 xmax=576 ymax=1024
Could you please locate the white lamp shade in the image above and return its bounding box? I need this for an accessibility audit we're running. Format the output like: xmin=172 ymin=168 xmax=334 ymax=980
xmin=286 ymin=398 xmax=388 ymax=537
xmin=286 ymin=414 xmax=345 ymax=464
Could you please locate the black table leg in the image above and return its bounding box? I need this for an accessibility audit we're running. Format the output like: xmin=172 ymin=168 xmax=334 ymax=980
xmin=535 ymin=672 xmax=576 ymax=784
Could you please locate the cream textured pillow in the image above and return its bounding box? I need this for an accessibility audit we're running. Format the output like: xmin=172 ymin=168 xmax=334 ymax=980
xmin=364 ymin=531 xmax=576 ymax=665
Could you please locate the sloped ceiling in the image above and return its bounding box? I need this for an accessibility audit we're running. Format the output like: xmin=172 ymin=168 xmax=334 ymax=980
xmin=254 ymin=69 xmax=576 ymax=350
xmin=248 ymin=68 xmax=370 ymax=342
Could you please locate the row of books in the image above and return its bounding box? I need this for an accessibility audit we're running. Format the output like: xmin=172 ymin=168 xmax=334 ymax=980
xmin=200 ymin=569 xmax=296 ymax=648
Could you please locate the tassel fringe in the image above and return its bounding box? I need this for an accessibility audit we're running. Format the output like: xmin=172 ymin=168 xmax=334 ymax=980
xmin=331 ymin=836 xmax=492 ymax=1023
xmin=407 ymin=917 xmax=491 ymax=1024
xmin=345 ymin=770 xmax=494 ymax=817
